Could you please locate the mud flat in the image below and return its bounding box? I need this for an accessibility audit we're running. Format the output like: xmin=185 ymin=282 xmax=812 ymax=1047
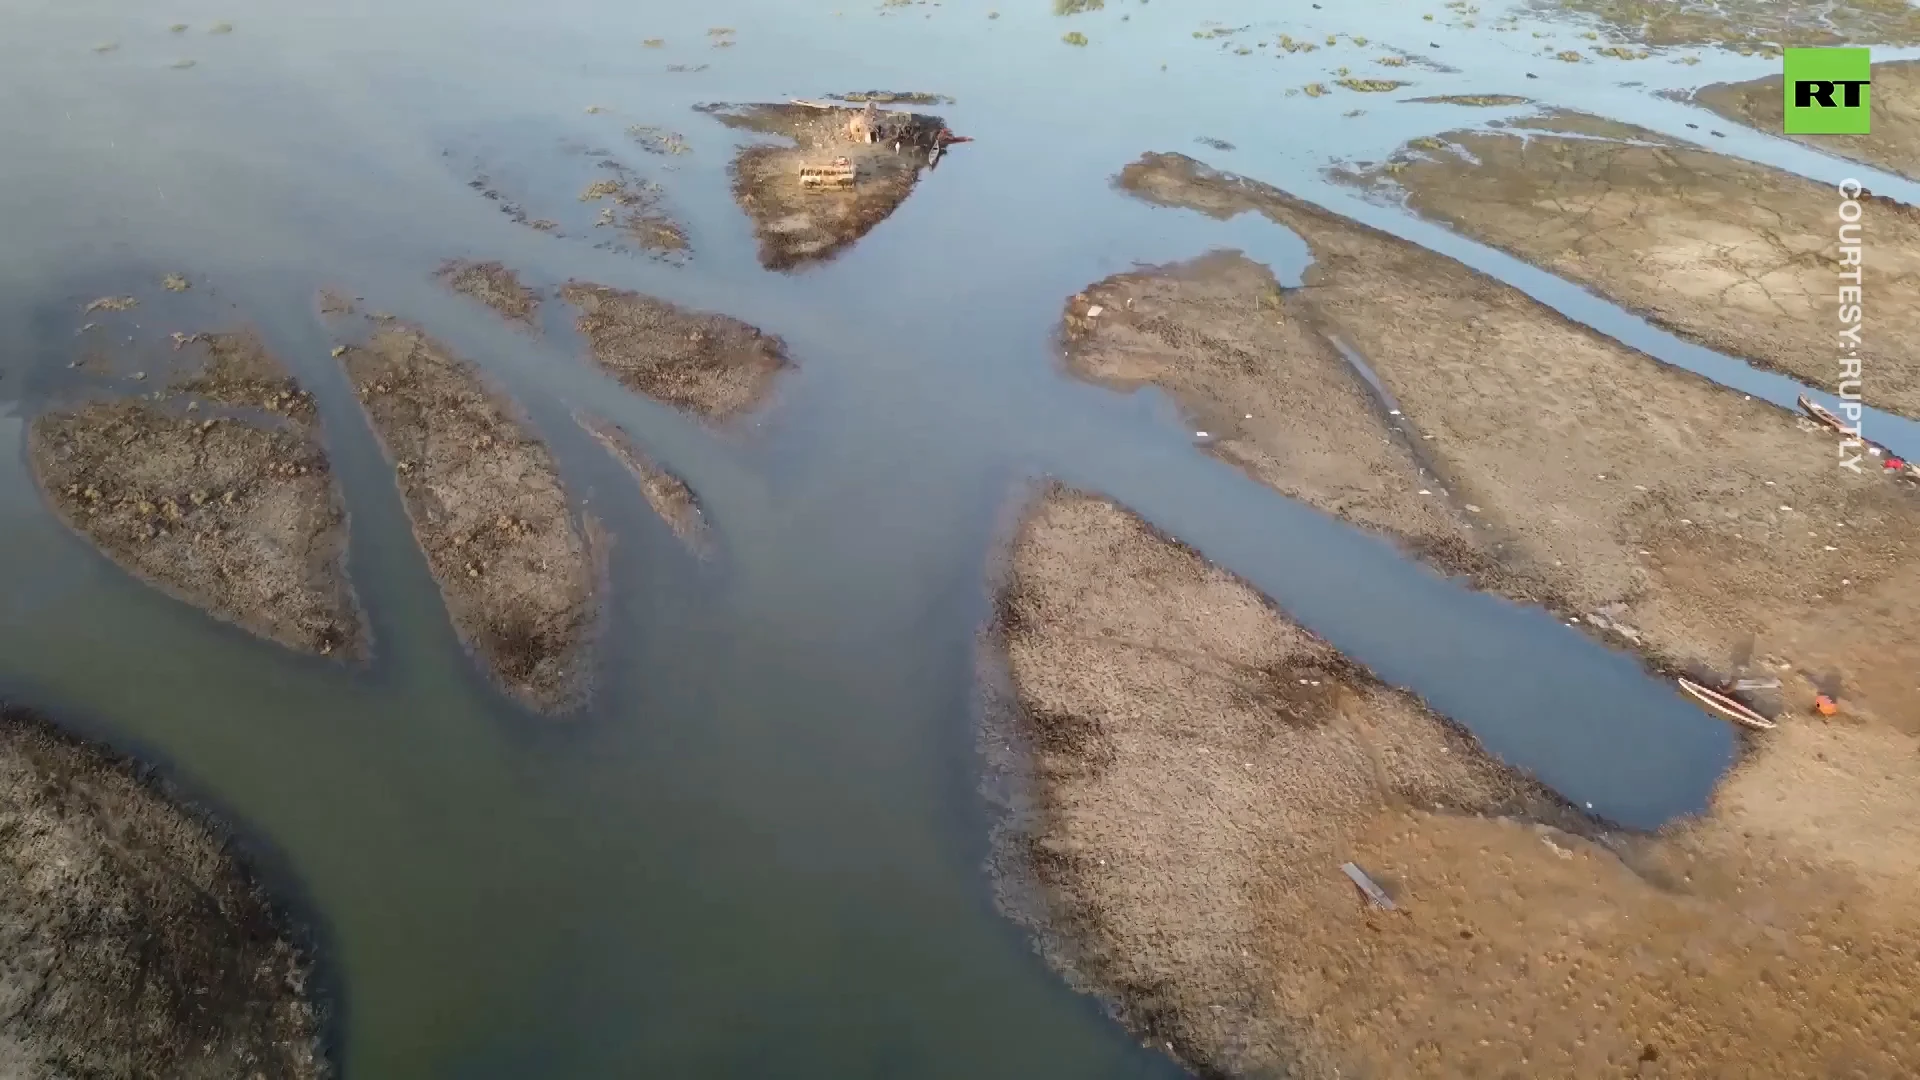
xmin=559 ymin=281 xmax=790 ymax=419
xmin=439 ymin=259 xmax=540 ymax=323
xmin=994 ymin=488 xmax=1920 ymax=1078
xmin=28 ymin=333 xmax=360 ymax=656
xmin=1115 ymin=151 xmax=1920 ymax=732
xmin=336 ymin=324 xmax=591 ymax=712
xmin=0 ymin=705 xmax=325 ymax=1078
xmin=1341 ymin=111 xmax=1920 ymax=417
xmin=1533 ymin=0 xmax=1920 ymax=49
xmin=580 ymin=415 xmax=708 ymax=550
xmin=700 ymin=101 xmax=949 ymax=270
xmin=1696 ymin=60 xmax=1920 ymax=182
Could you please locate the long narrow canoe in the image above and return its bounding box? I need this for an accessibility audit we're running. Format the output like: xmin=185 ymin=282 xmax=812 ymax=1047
xmin=1677 ymin=677 xmax=1777 ymax=731
xmin=1798 ymin=394 xmax=1850 ymax=434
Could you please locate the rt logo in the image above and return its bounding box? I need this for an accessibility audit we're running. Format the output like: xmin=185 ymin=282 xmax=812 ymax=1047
xmin=1785 ymin=47 xmax=1871 ymax=134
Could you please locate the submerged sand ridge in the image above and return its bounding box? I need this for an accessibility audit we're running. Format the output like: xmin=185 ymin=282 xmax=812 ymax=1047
xmin=1342 ymin=111 xmax=1920 ymax=419
xmin=1116 ymin=152 xmax=1920 ymax=735
xmin=0 ymin=705 xmax=325 ymax=1079
xmin=28 ymin=332 xmax=361 ymax=656
xmin=996 ymin=150 xmax=1920 ymax=1078
xmin=996 ymin=489 xmax=1920 ymax=1079
xmin=336 ymin=322 xmax=592 ymax=713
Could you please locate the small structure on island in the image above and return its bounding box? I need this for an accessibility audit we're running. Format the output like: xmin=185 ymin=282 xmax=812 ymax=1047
xmin=846 ymin=100 xmax=916 ymax=145
xmin=798 ymin=156 xmax=857 ymax=190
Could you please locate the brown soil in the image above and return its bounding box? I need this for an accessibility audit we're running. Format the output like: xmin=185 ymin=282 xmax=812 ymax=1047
xmin=995 ymin=488 xmax=1920 ymax=1079
xmin=1341 ymin=111 xmax=1920 ymax=418
xmin=337 ymin=324 xmax=592 ymax=712
xmin=1361 ymin=111 xmax=1920 ymax=415
xmin=701 ymin=102 xmax=947 ymax=270
xmin=558 ymin=281 xmax=791 ymax=420
xmin=0 ymin=704 xmax=325 ymax=1079
xmin=1116 ymin=151 xmax=1920 ymax=734
xmin=579 ymin=415 xmax=708 ymax=551
xmin=1533 ymin=0 xmax=1920 ymax=47
xmin=28 ymin=333 xmax=360 ymax=656
xmin=438 ymin=259 xmax=540 ymax=323
xmin=1697 ymin=60 xmax=1920 ymax=182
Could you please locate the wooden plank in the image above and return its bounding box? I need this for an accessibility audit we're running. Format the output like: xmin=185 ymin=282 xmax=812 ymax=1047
xmin=1342 ymin=862 xmax=1395 ymax=910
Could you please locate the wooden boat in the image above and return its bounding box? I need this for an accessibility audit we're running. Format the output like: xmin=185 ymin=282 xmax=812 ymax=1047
xmin=1677 ymin=676 xmax=1776 ymax=731
xmin=1798 ymin=394 xmax=1850 ymax=434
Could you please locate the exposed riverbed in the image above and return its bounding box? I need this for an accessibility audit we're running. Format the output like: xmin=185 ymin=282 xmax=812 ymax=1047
xmin=4 ymin=0 xmax=1917 ymax=1076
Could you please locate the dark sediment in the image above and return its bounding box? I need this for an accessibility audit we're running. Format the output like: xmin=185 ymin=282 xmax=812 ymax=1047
xmin=0 ymin=704 xmax=326 ymax=1079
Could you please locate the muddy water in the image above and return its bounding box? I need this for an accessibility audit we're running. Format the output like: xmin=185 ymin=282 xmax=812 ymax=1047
xmin=2 ymin=0 xmax=1909 ymax=1074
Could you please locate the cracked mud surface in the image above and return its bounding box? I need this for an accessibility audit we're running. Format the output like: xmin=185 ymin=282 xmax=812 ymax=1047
xmin=995 ymin=488 xmax=1920 ymax=1079
xmin=580 ymin=415 xmax=708 ymax=551
xmin=1697 ymin=60 xmax=1920 ymax=182
xmin=438 ymin=259 xmax=539 ymax=323
xmin=559 ymin=281 xmax=790 ymax=420
xmin=0 ymin=705 xmax=324 ymax=1079
xmin=1119 ymin=151 xmax=1920 ymax=736
xmin=28 ymin=333 xmax=360 ymax=657
xmin=338 ymin=324 xmax=591 ymax=713
xmin=1347 ymin=111 xmax=1920 ymax=419
xmin=1532 ymin=0 xmax=1920 ymax=48
xmin=701 ymin=102 xmax=947 ymax=270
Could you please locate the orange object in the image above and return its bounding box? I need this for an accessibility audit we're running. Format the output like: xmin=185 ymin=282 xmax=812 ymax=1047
xmin=1814 ymin=694 xmax=1838 ymax=717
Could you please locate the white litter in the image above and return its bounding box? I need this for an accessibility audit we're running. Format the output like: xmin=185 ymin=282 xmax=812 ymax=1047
xmin=1418 ymin=489 xmax=1432 ymax=495
xmin=1388 ymin=409 xmax=1401 ymax=416
xmin=1085 ymin=304 xmax=1103 ymax=317
xmin=1195 ymin=430 xmax=1209 ymax=438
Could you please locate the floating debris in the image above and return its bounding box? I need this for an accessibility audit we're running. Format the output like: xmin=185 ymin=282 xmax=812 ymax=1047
xmin=84 ymin=296 xmax=137 ymax=313
xmin=209 ymin=21 xmax=233 ymax=34
xmin=161 ymin=273 xmax=190 ymax=292
xmin=171 ymin=58 xmax=197 ymax=69
xmin=1062 ymin=31 xmax=1089 ymax=45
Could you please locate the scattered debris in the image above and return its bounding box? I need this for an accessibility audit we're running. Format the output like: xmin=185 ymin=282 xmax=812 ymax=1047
xmin=83 ymin=296 xmax=137 ymax=314
xmin=161 ymin=273 xmax=190 ymax=292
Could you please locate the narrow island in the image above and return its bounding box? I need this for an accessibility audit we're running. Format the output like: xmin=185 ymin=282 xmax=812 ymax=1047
xmin=30 ymin=332 xmax=361 ymax=656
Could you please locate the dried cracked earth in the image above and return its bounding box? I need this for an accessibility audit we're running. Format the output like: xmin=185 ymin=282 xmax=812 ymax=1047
xmin=1344 ymin=111 xmax=1920 ymax=419
xmin=991 ymin=151 xmax=1920 ymax=1079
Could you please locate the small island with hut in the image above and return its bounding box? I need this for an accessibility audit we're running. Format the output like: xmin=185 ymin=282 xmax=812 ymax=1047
xmin=700 ymin=97 xmax=968 ymax=269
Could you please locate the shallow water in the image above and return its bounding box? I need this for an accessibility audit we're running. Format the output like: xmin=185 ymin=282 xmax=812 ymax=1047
xmin=1 ymin=0 xmax=1908 ymax=1074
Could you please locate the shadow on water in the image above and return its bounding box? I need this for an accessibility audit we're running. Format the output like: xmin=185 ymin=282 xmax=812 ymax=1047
xmin=3 ymin=0 xmax=1907 ymax=1074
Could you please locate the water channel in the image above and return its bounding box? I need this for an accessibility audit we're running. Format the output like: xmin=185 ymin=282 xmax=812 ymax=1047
xmin=3 ymin=0 xmax=1912 ymax=1074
